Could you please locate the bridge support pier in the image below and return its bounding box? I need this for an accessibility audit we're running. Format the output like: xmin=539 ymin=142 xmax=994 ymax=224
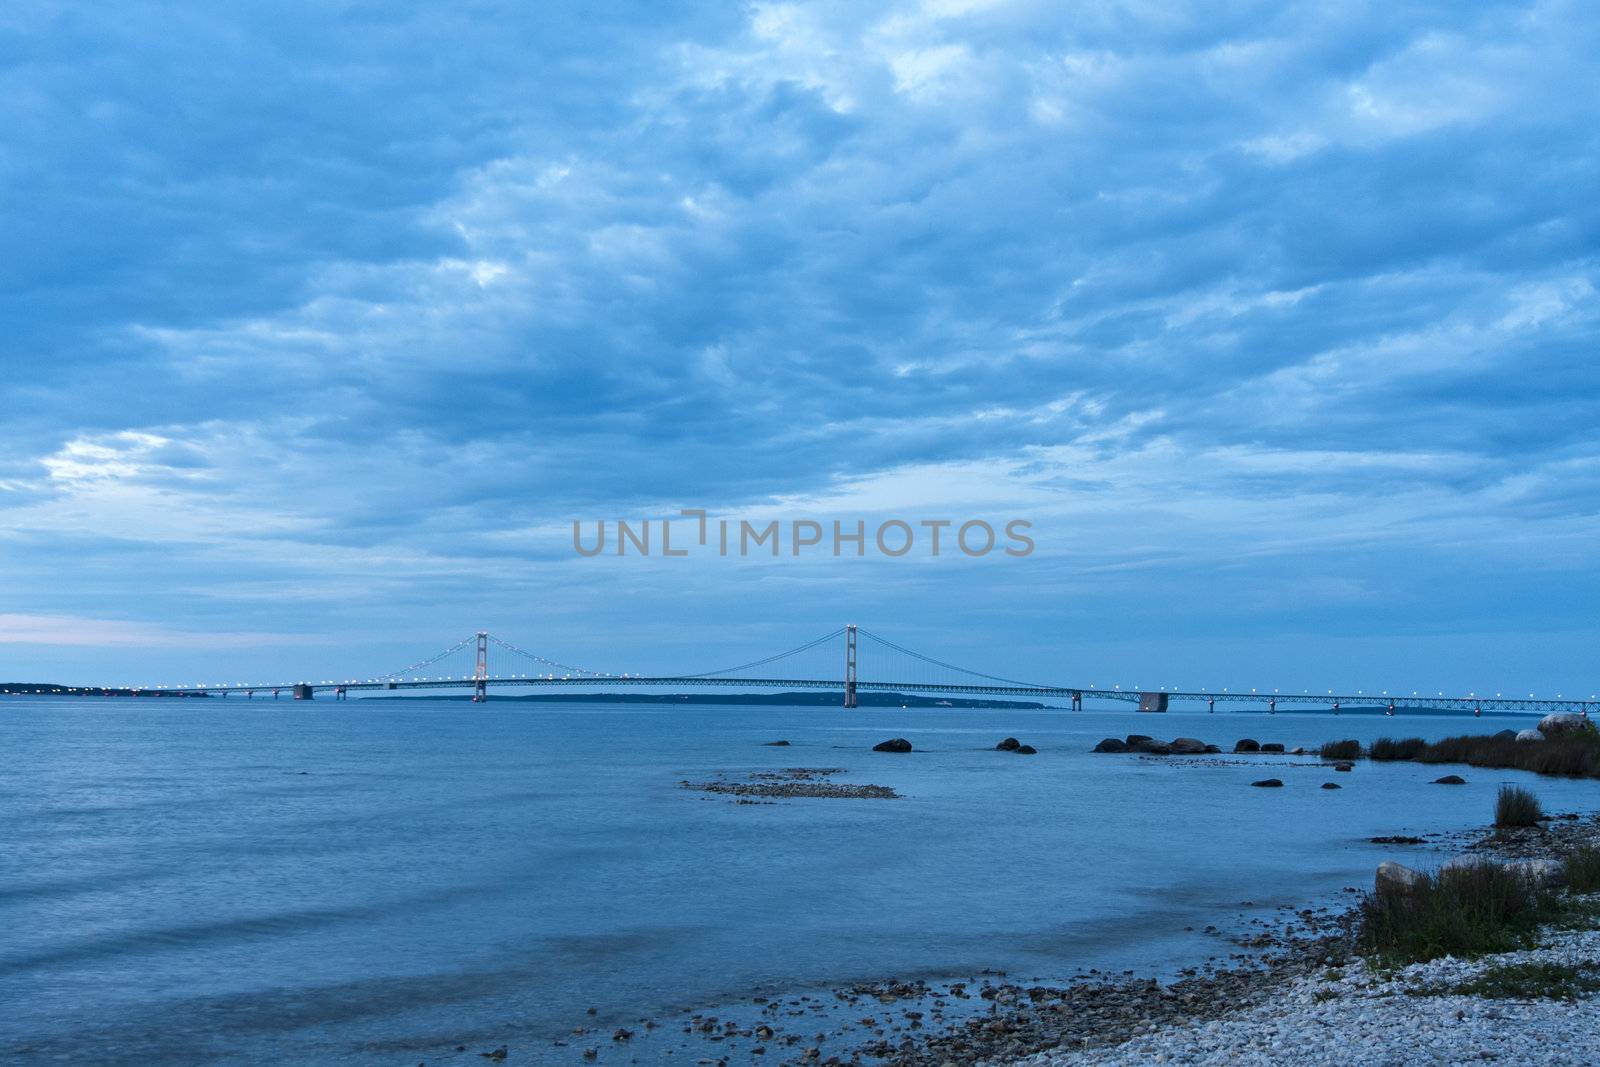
xmin=843 ymin=624 xmax=857 ymax=709
xmin=1071 ymin=691 xmax=1082 ymax=712
xmin=292 ymin=683 xmax=314 ymax=700
xmin=473 ymin=631 xmax=489 ymax=702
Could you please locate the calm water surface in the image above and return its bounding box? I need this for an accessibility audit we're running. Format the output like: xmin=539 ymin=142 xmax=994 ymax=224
xmin=4 ymin=697 xmax=1596 ymax=1063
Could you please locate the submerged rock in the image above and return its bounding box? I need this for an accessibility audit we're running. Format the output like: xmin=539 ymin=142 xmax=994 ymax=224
xmin=1233 ymin=739 xmax=1260 ymax=753
xmin=1334 ymin=761 xmax=1354 ymax=772
xmin=1375 ymin=860 xmax=1425 ymax=896
xmin=873 ymin=738 xmax=913 ymax=753
xmin=1250 ymin=778 xmax=1283 ymax=788
xmin=764 ymin=740 xmax=791 ymax=746
xmin=1014 ymin=744 xmax=1037 ymax=755
xmin=996 ymin=737 xmax=1021 ymax=751
xmin=1431 ymin=774 xmax=1467 ymax=785
xmin=1092 ymin=737 xmax=1128 ymax=753
xmin=1321 ymin=782 xmax=1342 ymax=790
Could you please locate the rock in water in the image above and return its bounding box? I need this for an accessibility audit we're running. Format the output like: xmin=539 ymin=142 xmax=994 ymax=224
xmin=1092 ymin=738 xmax=1128 ymax=753
xmin=1321 ymin=782 xmax=1342 ymax=789
xmin=1014 ymin=744 xmax=1037 ymax=755
xmin=1432 ymin=774 xmax=1467 ymax=784
xmin=1376 ymin=861 xmax=1425 ymax=896
xmin=1516 ymin=728 xmax=1544 ymax=742
xmin=764 ymin=740 xmax=791 ymax=746
xmin=1538 ymin=712 xmax=1588 ymax=738
xmin=1129 ymin=738 xmax=1173 ymax=755
xmin=1125 ymin=734 xmax=1153 ymax=746
xmin=872 ymin=738 xmax=912 ymax=753
xmin=1334 ymin=761 xmax=1354 ymax=772
xmin=996 ymin=737 xmax=1021 ymax=751
xmin=1260 ymin=743 xmax=1285 ymax=753
xmin=1493 ymin=729 xmax=1518 ymax=741
xmin=1250 ymin=778 xmax=1283 ymax=788
xmin=1203 ymin=744 xmax=1222 ymax=753
xmin=1233 ymin=739 xmax=1260 ymax=753
xmin=1169 ymin=737 xmax=1207 ymax=754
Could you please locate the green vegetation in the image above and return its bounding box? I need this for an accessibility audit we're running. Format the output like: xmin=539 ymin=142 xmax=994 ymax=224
xmin=1495 ymin=785 xmax=1543 ymax=828
xmin=1369 ymin=737 xmax=1428 ymax=761
xmin=1426 ymin=961 xmax=1600 ymax=1001
xmin=1360 ymin=726 xmax=1600 ymax=779
xmin=1358 ymin=861 xmax=1553 ymax=966
xmin=1563 ymin=846 xmax=1600 ymax=893
xmin=1320 ymin=739 xmax=1361 ymax=760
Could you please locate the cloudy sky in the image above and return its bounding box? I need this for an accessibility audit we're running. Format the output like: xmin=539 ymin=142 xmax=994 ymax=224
xmin=2 ymin=0 xmax=1597 ymax=695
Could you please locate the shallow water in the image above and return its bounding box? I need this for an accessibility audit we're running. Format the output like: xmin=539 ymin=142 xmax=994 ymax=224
xmin=3 ymin=697 xmax=1595 ymax=1063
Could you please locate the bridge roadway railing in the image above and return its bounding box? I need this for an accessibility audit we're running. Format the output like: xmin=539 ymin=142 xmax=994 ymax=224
xmin=141 ymin=675 xmax=1600 ymax=715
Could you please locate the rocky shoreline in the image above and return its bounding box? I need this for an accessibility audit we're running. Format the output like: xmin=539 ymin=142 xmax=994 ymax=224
xmin=981 ymin=815 xmax=1600 ymax=1067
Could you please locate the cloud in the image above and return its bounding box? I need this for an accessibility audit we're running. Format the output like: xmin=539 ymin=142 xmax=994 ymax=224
xmin=0 ymin=613 xmax=319 ymax=649
xmin=1 ymin=0 xmax=1598 ymax=688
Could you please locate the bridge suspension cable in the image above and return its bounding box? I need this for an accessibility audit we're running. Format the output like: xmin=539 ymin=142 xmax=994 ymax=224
xmin=680 ymin=627 xmax=848 ymax=678
xmin=378 ymin=635 xmax=478 ymax=680
xmin=486 ymin=634 xmax=614 ymax=678
xmin=856 ymin=627 xmax=1047 ymax=688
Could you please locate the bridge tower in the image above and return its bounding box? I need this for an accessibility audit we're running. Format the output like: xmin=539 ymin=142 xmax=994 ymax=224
xmin=473 ymin=631 xmax=489 ymax=703
xmin=843 ymin=624 xmax=857 ymax=709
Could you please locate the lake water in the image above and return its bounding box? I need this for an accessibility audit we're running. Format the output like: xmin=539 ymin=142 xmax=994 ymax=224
xmin=4 ymin=697 xmax=1596 ymax=1064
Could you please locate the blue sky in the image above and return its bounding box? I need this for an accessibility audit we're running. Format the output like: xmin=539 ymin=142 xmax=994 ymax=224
xmin=2 ymin=1 xmax=1597 ymax=695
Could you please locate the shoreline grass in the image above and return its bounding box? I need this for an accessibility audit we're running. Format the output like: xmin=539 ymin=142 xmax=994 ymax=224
xmin=1357 ymin=726 xmax=1600 ymax=779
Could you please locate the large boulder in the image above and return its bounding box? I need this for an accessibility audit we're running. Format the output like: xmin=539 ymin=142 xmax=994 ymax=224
xmin=1376 ymin=861 xmax=1425 ymax=896
xmin=1250 ymin=778 xmax=1283 ymax=788
xmin=1125 ymin=734 xmax=1154 ymax=746
xmin=1516 ymin=728 xmax=1544 ymax=742
xmin=1203 ymin=744 xmax=1222 ymax=754
xmin=872 ymin=738 xmax=912 ymax=753
xmin=1260 ymin=743 xmax=1285 ymax=753
xmin=1014 ymin=744 xmax=1037 ymax=755
xmin=1169 ymin=737 xmax=1208 ymax=754
xmin=1538 ymin=713 xmax=1588 ymax=739
xmin=996 ymin=737 xmax=1021 ymax=751
xmin=1233 ymin=739 xmax=1260 ymax=753
xmin=1493 ymin=729 xmax=1518 ymax=741
xmin=1129 ymin=738 xmax=1173 ymax=755
xmin=1092 ymin=738 xmax=1128 ymax=753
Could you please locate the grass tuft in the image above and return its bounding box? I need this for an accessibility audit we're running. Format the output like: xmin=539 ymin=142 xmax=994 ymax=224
xmin=1320 ymin=739 xmax=1361 ymax=760
xmin=1370 ymin=737 xmax=1427 ymax=761
xmin=1563 ymin=846 xmax=1600 ymax=893
xmin=1358 ymin=861 xmax=1552 ymax=966
xmin=1495 ymin=785 xmax=1543 ymax=828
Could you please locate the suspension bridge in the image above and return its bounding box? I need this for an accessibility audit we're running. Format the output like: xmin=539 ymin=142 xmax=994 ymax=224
xmin=60 ymin=626 xmax=1598 ymax=717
